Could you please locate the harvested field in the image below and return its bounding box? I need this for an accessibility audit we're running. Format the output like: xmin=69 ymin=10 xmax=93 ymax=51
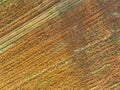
xmin=0 ymin=0 xmax=120 ymax=90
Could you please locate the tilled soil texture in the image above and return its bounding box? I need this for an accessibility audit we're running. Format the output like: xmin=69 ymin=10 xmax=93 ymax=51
xmin=0 ymin=0 xmax=120 ymax=90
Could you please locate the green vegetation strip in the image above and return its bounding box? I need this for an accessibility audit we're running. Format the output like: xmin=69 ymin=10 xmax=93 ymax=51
xmin=0 ymin=0 xmax=83 ymax=51
xmin=0 ymin=0 xmax=7 ymax=3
